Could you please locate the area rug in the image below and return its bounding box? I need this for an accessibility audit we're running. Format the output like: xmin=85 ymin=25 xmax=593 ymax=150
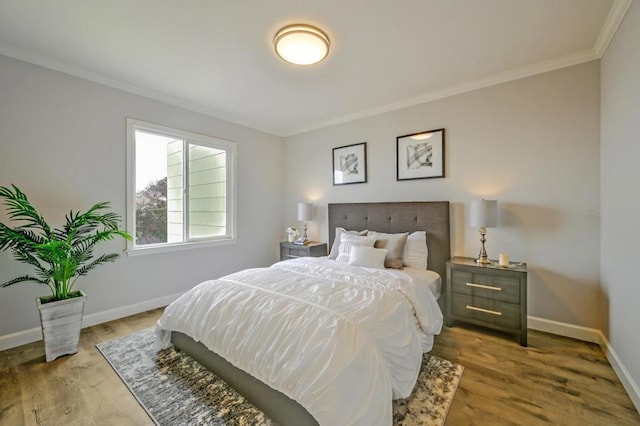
xmin=97 ymin=328 xmax=463 ymax=426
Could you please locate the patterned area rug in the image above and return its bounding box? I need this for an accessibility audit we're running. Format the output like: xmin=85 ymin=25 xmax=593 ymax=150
xmin=97 ymin=328 xmax=463 ymax=426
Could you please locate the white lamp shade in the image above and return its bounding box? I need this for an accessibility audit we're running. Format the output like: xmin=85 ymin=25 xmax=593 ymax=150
xmin=297 ymin=203 xmax=314 ymax=221
xmin=469 ymin=199 xmax=497 ymax=228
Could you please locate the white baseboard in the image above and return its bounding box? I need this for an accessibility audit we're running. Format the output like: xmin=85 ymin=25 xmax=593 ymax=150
xmin=599 ymin=332 xmax=640 ymax=414
xmin=527 ymin=315 xmax=602 ymax=343
xmin=0 ymin=327 xmax=44 ymax=352
xmin=528 ymin=315 xmax=639 ymax=413
xmin=0 ymin=292 xmax=183 ymax=352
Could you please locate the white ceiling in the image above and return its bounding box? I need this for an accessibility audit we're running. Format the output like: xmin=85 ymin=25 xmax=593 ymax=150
xmin=0 ymin=0 xmax=628 ymax=136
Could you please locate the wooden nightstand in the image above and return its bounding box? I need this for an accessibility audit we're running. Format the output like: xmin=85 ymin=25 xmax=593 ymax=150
xmin=446 ymin=256 xmax=528 ymax=346
xmin=279 ymin=242 xmax=327 ymax=261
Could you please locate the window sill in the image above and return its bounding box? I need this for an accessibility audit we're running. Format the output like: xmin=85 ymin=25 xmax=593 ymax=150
xmin=125 ymin=238 xmax=236 ymax=256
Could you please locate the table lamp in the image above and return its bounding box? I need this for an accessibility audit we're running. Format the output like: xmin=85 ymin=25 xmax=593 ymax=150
xmin=469 ymin=199 xmax=497 ymax=264
xmin=297 ymin=202 xmax=314 ymax=240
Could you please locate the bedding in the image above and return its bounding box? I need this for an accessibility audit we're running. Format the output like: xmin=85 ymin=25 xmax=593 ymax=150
xmin=328 ymin=227 xmax=368 ymax=259
xmin=403 ymin=231 xmax=429 ymax=269
xmin=156 ymin=257 xmax=443 ymax=426
xmin=335 ymin=233 xmax=376 ymax=263
xmin=402 ymin=267 xmax=442 ymax=299
xmin=367 ymin=231 xmax=409 ymax=269
xmin=348 ymin=246 xmax=387 ymax=269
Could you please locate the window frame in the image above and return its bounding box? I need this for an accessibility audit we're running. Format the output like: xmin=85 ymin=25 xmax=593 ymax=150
xmin=125 ymin=118 xmax=237 ymax=256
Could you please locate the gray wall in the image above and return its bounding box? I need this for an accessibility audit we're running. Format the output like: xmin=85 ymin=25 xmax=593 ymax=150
xmin=0 ymin=54 xmax=285 ymax=337
xmin=283 ymin=61 xmax=602 ymax=329
xmin=601 ymin=0 xmax=640 ymax=397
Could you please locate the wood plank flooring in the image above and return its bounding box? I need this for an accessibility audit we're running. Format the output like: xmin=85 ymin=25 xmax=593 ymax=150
xmin=1 ymin=309 xmax=638 ymax=425
xmin=432 ymin=324 xmax=639 ymax=425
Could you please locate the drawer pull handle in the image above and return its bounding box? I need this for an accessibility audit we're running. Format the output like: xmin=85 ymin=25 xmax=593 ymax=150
xmin=466 ymin=305 xmax=502 ymax=316
xmin=466 ymin=282 xmax=502 ymax=291
xmin=287 ymin=255 xmax=301 ymax=258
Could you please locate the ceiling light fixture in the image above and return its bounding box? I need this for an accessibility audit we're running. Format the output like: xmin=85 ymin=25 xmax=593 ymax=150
xmin=274 ymin=24 xmax=330 ymax=66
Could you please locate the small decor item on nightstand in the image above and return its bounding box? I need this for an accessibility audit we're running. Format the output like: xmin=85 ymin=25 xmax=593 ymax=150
xmin=498 ymin=253 xmax=509 ymax=267
xmin=469 ymin=199 xmax=497 ymax=264
xmin=285 ymin=226 xmax=299 ymax=243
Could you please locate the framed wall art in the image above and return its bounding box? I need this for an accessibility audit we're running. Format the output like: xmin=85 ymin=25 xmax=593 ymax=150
xmin=396 ymin=128 xmax=445 ymax=181
xmin=333 ymin=142 xmax=367 ymax=185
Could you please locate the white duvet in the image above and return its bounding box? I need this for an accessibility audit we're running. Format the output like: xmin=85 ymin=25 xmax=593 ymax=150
xmin=156 ymin=257 xmax=443 ymax=426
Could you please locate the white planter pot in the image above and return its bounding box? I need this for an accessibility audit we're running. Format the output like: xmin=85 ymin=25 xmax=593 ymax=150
xmin=288 ymin=234 xmax=296 ymax=242
xmin=36 ymin=291 xmax=86 ymax=362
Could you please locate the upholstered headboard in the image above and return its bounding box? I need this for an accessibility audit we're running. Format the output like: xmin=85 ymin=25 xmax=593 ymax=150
xmin=328 ymin=202 xmax=451 ymax=279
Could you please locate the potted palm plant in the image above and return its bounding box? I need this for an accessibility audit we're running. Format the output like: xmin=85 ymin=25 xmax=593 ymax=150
xmin=0 ymin=185 xmax=131 ymax=361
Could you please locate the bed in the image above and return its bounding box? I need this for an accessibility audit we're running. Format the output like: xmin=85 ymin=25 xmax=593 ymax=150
xmin=157 ymin=201 xmax=450 ymax=426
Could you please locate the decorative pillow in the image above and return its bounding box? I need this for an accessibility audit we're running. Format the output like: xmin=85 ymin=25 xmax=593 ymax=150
xmin=403 ymin=231 xmax=428 ymax=269
xmin=329 ymin=227 xmax=368 ymax=260
xmin=348 ymin=246 xmax=387 ymax=269
xmin=367 ymin=231 xmax=409 ymax=269
xmin=336 ymin=234 xmax=376 ymax=263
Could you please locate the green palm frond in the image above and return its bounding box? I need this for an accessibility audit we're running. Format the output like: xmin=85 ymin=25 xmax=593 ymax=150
xmin=75 ymin=253 xmax=119 ymax=277
xmin=64 ymin=202 xmax=121 ymax=234
xmin=0 ymin=223 xmax=43 ymax=251
xmin=0 ymin=184 xmax=131 ymax=300
xmin=1 ymin=275 xmax=50 ymax=287
xmin=12 ymin=247 xmax=49 ymax=275
xmin=0 ymin=185 xmax=52 ymax=236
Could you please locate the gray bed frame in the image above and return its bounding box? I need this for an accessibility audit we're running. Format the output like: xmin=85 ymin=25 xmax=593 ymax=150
xmin=171 ymin=201 xmax=450 ymax=425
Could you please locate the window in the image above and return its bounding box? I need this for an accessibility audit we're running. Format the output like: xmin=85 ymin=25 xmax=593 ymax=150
xmin=126 ymin=119 xmax=236 ymax=254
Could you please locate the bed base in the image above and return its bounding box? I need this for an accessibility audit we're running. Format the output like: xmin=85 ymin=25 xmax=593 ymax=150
xmin=171 ymin=331 xmax=319 ymax=426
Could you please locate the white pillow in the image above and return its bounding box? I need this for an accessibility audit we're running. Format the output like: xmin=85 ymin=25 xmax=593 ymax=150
xmin=367 ymin=231 xmax=409 ymax=269
xmin=329 ymin=227 xmax=368 ymax=260
xmin=348 ymin=246 xmax=387 ymax=269
xmin=336 ymin=234 xmax=376 ymax=263
xmin=403 ymin=231 xmax=428 ymax=269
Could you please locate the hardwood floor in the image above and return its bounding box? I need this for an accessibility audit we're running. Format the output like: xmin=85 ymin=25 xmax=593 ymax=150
xmin=0 ymin=310 xmax=161 ymax=426
xmin=1 ymin=309 xmax=638 ymax=425
xmin=431 ymin=324 xmax=639 ymax=425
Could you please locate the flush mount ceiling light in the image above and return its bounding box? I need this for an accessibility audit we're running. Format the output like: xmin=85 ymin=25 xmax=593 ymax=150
xmin=274 ymin=24 xmax=330 ymax=65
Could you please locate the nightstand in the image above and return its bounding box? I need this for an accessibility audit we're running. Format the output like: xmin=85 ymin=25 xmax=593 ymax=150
xmin=279 ymin=242 xmax=327 ymax=261
xmin=446 ymin=256 xmax=528 ymax=346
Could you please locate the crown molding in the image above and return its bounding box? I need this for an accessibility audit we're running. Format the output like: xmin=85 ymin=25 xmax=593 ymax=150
xmin=0 ymin=0 xmax=628 ymax=138
xmin=594 ymin=0 xmax=633 ymax=57
xmin=0 ymin=44 xmax=282 ymax=137
xmin=284 ymin=48 xmax=599 ymax=137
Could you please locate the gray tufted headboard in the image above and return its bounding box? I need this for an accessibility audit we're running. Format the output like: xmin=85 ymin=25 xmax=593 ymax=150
xmin=328 ymin=202 xmax=451 ymax=279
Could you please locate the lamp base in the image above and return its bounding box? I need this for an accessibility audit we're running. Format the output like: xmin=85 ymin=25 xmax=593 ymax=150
xmin=476 ymin=227 xmax=491 ymax=265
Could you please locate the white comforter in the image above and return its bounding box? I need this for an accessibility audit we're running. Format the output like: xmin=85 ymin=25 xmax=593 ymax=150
xmin=156 ymin=257 xmax=443 ymax=426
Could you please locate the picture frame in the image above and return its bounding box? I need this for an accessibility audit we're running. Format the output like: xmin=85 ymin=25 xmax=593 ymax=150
xmin=332 ymin=142 xmax=367 ymax=185
xmin=396 ymin=128 xmax=445 ymax=181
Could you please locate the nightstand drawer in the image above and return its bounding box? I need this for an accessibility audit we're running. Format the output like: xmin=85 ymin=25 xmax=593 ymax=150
xmin=279 ymin=242 xmax=327 ymax=261
xmin=284 ymin=248 xmax=308 ymax=258
xmin=451 ymin=270 xmax=520 ymax=303
xmin=451 ymin=294 xmax=521 ymax=330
